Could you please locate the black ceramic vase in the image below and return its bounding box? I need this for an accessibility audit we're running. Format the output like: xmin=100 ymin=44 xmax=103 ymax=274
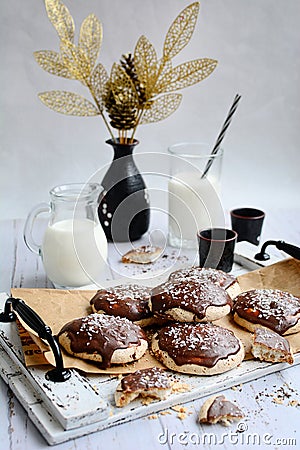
xmin=98 ymin=139 xmax=150 ymax=242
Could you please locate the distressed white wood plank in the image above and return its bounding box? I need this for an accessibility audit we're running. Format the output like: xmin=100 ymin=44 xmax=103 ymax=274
xmin=0 ymin=378 xmax=11 ymax=450
xmin=0 ymin=332 xmax=110 ymax=432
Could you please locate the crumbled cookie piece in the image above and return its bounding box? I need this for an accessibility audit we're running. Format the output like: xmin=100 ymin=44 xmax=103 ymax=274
xmin=115 ymin=367 xmax=172 ymax=407
xmin=251 ymin=327 xmax=294 ymax=365
xmin=122 ymin=245 xmax=163 ymax=264
xmin=199 ymin=395 xmax=244 ymax=426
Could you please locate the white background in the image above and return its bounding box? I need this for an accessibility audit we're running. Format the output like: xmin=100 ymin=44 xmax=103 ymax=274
xmin=1 ymin=0 xmax=300 ymax=220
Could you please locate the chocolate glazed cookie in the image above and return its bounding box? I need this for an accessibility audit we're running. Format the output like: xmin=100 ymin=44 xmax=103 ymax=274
xmin=90 ymin=284 xmax=154 ymax=327
xmin=233 ymin=289 xmax=300 ymax=335
xmin=58 ymin=313 xmax=148 ymax=368
xmin=150 ymin=279 xmax=233 ymax=322
xmin=169 ymin=267 xmax=236 ymax=289
xmin=152 ymin=322 xmax=245 ymax=375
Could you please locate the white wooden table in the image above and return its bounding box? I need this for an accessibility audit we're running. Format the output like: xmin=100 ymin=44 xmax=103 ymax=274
xmin=0 ymin=211 xmax=300 ymax=450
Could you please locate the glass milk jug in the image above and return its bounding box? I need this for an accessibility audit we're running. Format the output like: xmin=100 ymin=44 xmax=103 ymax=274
xmin=23 ymin=183 xmax=108 ymax=288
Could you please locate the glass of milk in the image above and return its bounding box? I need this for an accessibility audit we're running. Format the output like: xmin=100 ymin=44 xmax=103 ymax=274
xmin=23 ymin=183 xmax=108 ymax=288
xmin=168 ymin=142 xmax=225 ymax=249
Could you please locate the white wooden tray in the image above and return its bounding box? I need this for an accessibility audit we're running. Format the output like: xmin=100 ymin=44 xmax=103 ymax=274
xmin=1 ymin=289 xmax=299 ymax=446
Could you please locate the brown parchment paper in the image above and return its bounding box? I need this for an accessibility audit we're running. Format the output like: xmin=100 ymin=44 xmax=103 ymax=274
xmin=11 ymin=258 xmax=300 ymax=374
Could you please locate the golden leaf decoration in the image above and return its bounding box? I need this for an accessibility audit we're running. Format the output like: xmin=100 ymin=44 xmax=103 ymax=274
xmin=140 ymin=93 xmax=182 ymax=124
xmin=60 ymin=39 xmax=91 ymax=83
xmin=156 ymin=58 xmax=218 ymax=93
xmin=45 ymin=0 xmax=74 ymax=42
xmin=78 ymin=14 xmax=102 ymax=69
xmin=134 ymin=36 xmax=158 ymax=99
xmin=38 ymin=91 xmax=99 ymax=116
xmin=163 ymin=2 xmax=199 ymax=60
xmin=89 ymin=63 xmax=109 ymax=111
xmin=36 ymin=1 xmax=217 ymax=141
xmin=34 ymin=50 xmax=75 ymax=79
xmin=154 ymin=58 xmax=173 ymax=94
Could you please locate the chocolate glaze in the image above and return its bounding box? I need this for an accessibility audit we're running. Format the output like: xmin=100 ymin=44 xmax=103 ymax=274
xmin=233 ymin=289 xmax=300 ymax=334
xmin=151 ymin=280 xmax=232 ymax=320
xmin=58 ymin=313 xmax=147 ymax=369
xmin=121 ymin=367 xmax=171 ymax=393
xmin=253 ymin=327 xmax=291 ymax=352
xmin=90 ymin=285 xmax=152 ymax=322
xmin=169 ymin=267 xmax=236 ymax=289
xmin=207 ymin=395 xmax=243 ymax=421
xmin=155 ymin=322 xmax=241 ymax=367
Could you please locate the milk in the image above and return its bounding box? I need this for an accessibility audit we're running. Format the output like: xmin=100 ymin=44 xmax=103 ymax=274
xmin=42 ymin=219 xmax=108 ymax=287
xmin=168 ymin=171 xmax=224 ymax=248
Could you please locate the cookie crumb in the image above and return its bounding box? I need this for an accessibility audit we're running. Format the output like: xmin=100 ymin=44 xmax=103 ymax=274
xmin=171 ymin=405 xmax=190 ymax=420
xmin=172 ymin=382 xmax=191 ymax=393
xmin=148 ymin=414 xmax=158 ymax=420
xmin=171 ymin=405 xmax=187 ymax=413
xmin=160 ymin=411 xmax=172 ymax=416
xmin=288 ymin=399 xmax=299 ymax=407
xmin=273 ymin=397 xmax=284 ymax=405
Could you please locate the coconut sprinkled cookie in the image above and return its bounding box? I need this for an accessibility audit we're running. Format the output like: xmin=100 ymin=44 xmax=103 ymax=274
xmin=90 ymin=284 xmax=154 ymax=327
xmin=58 ymin=313 xmax=148 ymax=369
xmin=150 ymin=279 xmax=232 ymax=322
xmin=233 ymin=289 xmax=300 ymax=335
xmin=251 ymin=327 xmax=294 ymax=364
xmin=152 ymin=322 xmax=244 ymax=375
xmin=169 ymin=267 xmax=236 ymax=290
xmin=199 ymin=395 xmax=244 ymax=426
xmin=115 ymin=367 xmax=172 ymax=407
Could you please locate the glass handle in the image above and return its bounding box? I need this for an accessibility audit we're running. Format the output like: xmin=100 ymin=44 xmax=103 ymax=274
xmin=23 ymin=203 xmax=50 ymax=255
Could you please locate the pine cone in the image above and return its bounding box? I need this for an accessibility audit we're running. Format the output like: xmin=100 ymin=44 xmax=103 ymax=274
xmin=104 ymin=85 xmax=138 ymax=130
xmin=120 ymin=53 xmax=147 ymax=105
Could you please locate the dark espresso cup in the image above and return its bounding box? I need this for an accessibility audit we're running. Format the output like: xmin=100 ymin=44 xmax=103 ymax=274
xmin=198 ymin=228 xmax=237 ymax=273
xmin=230 ymin=208 xmax=265 ymax=246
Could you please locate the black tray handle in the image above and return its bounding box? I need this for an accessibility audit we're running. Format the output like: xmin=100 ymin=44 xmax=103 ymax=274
xmin=0 ymin=297 xmax=71 ymax=382
xmin=255 ymin=240 xmax=300 ymax=262
xmin=276 ymin=241 xmax=300 ymax=260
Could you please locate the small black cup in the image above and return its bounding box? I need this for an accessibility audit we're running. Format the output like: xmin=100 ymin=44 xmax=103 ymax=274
xmin=198 ymin=228 xmax=237 ymax=273
xmin=230 ymin=208 xmax=265 ymax=246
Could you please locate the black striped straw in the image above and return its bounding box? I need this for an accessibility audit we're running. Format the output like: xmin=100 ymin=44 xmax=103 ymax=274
xmin=201 ymin=93 xmax=242 ymax=178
